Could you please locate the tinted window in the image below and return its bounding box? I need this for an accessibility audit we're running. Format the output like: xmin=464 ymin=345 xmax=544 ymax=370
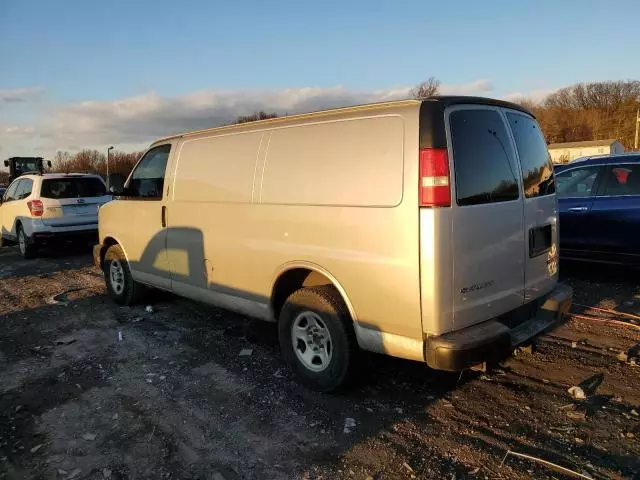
xmin=450 ymin=109 xmax=519 ymax=206
xmin=506 ymin=113 xmax=555 ymax=198
xmin=127 ymin=145 xmax=170 ymax=199
xmin=41 ymin=178 xmax=107 ymax=199
xmin=556 ymin=167 xmax=601 ymax=198
xmin=601 ymin=164 xmax=640 ymax=196
xmin=4 ymin=180 xmax=21 ymax=201
xmin=15 ymin=178 xmax=33 ymax=199
xmin=13 ymin=159 xmax=41 ymax=176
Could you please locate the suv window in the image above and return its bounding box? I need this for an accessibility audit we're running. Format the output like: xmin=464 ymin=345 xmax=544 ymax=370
xmin=4 ymin=180 xmax=22 ymax=202
xmin=600 ymin=164 xmax=640 ymax=196
xmin=506 ymin=112 xmax=555 ymax=198
xmin=15 ymin=178 xmax=33 ymax=199
xmin=127 ymin=145 xmax=170 ymax=199
xmin=556 ymin=166 xmax=602 ymax=198
xmin=450 ymin=109 xmax=519 ymax=206
xmin=41 ymin=177 xmax=107 ymax=199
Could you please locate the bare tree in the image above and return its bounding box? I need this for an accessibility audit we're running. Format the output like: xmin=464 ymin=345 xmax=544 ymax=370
xmin=52 ymin=149 xmax=142 ymax=177
xmin=411 ymin=77 xmax=441 ymax=100
xmin=519 ymin=80 xmax=640 ymax=150
xmin=235 ymin=111 xmax=278 ymax=124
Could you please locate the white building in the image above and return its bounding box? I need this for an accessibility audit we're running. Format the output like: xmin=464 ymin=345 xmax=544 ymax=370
xmin=548 ymin=139 xmax=625 ymax=164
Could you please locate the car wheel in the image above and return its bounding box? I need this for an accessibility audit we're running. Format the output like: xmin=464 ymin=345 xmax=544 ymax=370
xmin=278 ymin=285 xmax=359 ymax=392
xmin=17 ymin=225 xmax=37 ymax=259
xmin=104 ymin=244 xmax=142 ymax=305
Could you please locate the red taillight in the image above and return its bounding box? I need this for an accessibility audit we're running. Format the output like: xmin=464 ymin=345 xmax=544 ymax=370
xmin=27 ymin=200 xmax=44 ymax=217
xmin=419 ymin=148 xmax=451 ymax=207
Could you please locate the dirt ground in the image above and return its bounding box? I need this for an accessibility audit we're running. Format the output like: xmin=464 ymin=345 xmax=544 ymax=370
xmin=0 ymin=246 xmax=639 ymax=480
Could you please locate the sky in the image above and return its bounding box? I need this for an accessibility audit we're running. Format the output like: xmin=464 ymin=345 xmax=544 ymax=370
xmin=1 ymin=0 xmax=639 ymax=159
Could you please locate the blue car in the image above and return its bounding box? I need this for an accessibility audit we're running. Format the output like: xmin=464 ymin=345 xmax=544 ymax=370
xmin=555 ymin=153 xmax=640 ymax=265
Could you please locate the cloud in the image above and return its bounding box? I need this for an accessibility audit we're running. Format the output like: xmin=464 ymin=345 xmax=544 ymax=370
xmin=502 ymin=87 xmax=559 ymax=104
xmin=441 ymin=79 xmax=493 ymax=95
xmin=0 ymin=86 xmax=44 ymax=104
xmin=1 ymin=80 xmax=494 ymax=155
xmin=1 ymin=125 xmax=38 ymax=144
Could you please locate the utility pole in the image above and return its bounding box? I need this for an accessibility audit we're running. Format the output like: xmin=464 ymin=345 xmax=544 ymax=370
xmin=635 ymin=109 xmax=639 ymax=150
xmin=107 ymin=146 xmax=114 ymax=191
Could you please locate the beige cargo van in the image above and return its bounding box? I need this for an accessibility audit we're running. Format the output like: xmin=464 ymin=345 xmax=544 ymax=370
xmin=94 ymin=96 xmax=572 ymax=391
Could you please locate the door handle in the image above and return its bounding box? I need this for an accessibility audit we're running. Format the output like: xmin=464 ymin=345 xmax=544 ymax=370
xmin=161 ymin=206 xmax=167 ymax=227
xmin=568 ymin=206 xmax=588 ymax=213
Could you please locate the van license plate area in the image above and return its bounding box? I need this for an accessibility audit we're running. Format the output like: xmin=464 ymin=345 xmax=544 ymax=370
xmin=529 ymin=224 xmax=552 ymax=258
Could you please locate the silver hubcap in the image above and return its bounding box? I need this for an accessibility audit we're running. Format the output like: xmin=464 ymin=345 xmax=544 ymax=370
xmin=291 ymin=311 xmax=333 ymax=372
xmin=18 ymin=231 xmax=26 ymax=254
xmin=109 ymin=260 xmax=125 ymax=295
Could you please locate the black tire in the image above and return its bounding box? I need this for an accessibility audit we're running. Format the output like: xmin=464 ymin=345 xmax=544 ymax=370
xmin=278 ymin=285 xmax=359 ymax=392
xmin=17 ymin=225 xmax=37 ymax=259
xmin=104 ymin=244 xmax=143 ymax=305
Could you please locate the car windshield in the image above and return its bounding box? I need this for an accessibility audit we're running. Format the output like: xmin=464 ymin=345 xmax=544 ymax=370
xmin=40 ymin=178 xmax=107 ymax=199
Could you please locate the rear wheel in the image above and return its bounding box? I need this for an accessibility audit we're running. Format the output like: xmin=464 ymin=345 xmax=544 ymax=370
xmin=278 ymin=285 xmax=359 ymax=392
xmin=104 ymin=244 xmax=143 ymax=305
xmin=17 ymin=225 xmax=37 ymax=259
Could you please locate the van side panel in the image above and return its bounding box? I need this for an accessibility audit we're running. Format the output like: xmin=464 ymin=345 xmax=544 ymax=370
xmin=167 ymin=106 xmax=424 ymax=360
xmin=173 ymin=132 xmax=264 ymax=204
xmin=167 ymin=132 xmax=268 ymax=318
xmin=260 ymin=116 xmax=404 ymax=207
xmin=257 ymin=111 xmax=423 ymax=352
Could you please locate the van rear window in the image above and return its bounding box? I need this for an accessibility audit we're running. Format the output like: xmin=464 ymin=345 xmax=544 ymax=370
xmin=450 ymin=109 xmax=519 ymax=206
xmin=506 ymin=112 xmax=555 ymax=198
xmin=41 ymin=178 xmax=107 ymax=199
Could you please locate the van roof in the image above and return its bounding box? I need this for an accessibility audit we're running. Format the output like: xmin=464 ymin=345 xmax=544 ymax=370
xmin=151 ymin=96 xmax=533 ymax=145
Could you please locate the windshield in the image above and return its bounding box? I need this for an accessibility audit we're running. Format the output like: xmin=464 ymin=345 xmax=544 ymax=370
xmin=40 ymin=178 xmax=107 ymax=199
xmin=14 ymin=159 xmax=41 ymax=175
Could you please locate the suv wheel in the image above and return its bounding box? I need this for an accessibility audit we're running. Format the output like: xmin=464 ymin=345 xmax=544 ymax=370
xmin=104 ymin=244 xmax=143 ymax=305
xmin=278 ymin=285 xmax=359 ymax=392
xmin=17 ymin=225 xmax=37 ymax=259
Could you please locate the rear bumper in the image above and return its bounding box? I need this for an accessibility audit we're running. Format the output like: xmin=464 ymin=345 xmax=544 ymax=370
xmin=32 ymin=229 xmax=98 ymax=243
xmin=425 ymin=283 xmax=573 ymax=371
xmin=17 ymin=218 xmax=98 ymax=239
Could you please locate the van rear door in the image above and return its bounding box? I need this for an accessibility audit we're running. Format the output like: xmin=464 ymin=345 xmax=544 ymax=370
xmin=447 ymin=107 xmax=525 ymax=330
xmin=505 ymin=112 xmax=558 ymax=301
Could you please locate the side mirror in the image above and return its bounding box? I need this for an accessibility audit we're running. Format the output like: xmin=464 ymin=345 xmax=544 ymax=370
xmin=47 ymin=161 xmax=52 ymax=168
xmin=108 ymin=173 xmax=125 ymax=195
xmin=3 ymin=160 xmax=8 ymax=167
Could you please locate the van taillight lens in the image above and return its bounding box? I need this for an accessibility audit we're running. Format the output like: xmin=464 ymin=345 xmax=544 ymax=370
xmin=27 ymin=200 xmax=44 ymax=217
xmin=419 ymin=148 xmax=450 ymax=207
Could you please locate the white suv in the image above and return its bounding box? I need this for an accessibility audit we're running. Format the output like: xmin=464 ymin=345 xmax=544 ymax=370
xmin=0 ymin=173 xmax=111 ymax=258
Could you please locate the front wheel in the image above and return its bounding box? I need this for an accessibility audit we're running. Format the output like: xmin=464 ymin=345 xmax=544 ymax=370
xmin=104 ymin=244 xmax=143 ymax=305
xmin=278 ymin=286 xmax=359 ymax=392
xmin=17 ymin=225 xmax=37 ymax=259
